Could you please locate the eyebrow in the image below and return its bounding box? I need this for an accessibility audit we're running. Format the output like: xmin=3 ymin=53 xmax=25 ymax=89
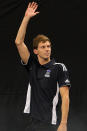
xmin=40 ymin=44 xmax=51 ymax=47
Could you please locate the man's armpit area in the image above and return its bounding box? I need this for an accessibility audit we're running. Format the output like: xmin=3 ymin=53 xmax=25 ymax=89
xmin=21 ymin=59 xmax=29 ymax=65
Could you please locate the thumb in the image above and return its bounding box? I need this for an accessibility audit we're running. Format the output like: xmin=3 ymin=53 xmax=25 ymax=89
xmin=35 ymin=11 xmax=40 ymax=15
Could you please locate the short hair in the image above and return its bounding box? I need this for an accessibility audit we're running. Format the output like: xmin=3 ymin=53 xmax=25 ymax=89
xmin=33 ymin=34 xmax=51 ymax=49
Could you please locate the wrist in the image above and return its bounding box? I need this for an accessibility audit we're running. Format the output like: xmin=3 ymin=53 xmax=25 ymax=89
xmin=23 ymin=15 xmax=31 ymax=24
xmin=24 ymin=15 xmax=31 ymax=20
xmin=60 ymin=121 xmax=67 ymax=125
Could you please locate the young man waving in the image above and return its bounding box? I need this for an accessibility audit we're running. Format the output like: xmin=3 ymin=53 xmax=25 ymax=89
xmin=15 ymin=2 xmax=71 ymax=131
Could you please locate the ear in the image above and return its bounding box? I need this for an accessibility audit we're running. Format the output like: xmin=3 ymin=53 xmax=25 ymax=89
xmin=33 ymin=49 xmax=38 ymax=55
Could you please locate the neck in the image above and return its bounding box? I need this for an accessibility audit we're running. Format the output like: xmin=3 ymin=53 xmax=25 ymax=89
xmin=37 ymin=56 xmax=50 ymax=65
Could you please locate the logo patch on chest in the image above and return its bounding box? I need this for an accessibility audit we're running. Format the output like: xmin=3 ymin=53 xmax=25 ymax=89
xmin=44 ymin=70 xmax=51 ymax=78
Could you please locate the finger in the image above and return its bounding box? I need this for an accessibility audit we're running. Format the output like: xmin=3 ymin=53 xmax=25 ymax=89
xmin=35 ymin=11 xmax=40 ymax=15
xmin=32 ymin=2 xmax=38 ymax=9
xmin=28 ymin=2 xmax=31 ymax=8
xmin=33 ymin=4 xmax=38 ymax=11
xmin=31 ymin=2 xmax=37 ymax=8
xmin=30 ymin=2 xmax=35 ymax=8
xmin=33 ymin=12 xmax=39 ymax=17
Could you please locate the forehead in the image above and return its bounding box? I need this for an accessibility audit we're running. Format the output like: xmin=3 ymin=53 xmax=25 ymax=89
xmin=38 ymin=41 xmax=51 ymax=47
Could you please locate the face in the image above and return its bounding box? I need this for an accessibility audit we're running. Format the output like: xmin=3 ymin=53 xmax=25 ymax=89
xmin=34 ymin=41 xmax=51 ymax=60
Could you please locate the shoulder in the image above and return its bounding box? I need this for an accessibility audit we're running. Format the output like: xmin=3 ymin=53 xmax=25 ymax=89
xmin=53 ymin=60 xmax=68 ymax=72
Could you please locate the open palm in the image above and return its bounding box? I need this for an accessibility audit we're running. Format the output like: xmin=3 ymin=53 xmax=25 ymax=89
xmin=25 ymin=2 xmax=39 ymax=18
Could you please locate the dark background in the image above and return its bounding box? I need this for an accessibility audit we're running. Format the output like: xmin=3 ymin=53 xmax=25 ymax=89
xmin=0 ymin=0 xmax=87 ymax=131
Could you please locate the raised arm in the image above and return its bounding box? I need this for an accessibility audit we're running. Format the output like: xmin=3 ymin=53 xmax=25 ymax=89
xmin=15 ymin=2 xmax=39 ymax=64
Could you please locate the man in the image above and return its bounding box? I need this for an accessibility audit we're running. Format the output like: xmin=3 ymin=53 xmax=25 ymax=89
xmin=15 ymin=2 xmax=71 ymax=131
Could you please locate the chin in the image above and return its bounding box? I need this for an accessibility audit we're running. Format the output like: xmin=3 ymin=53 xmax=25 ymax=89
xmin=39 ymin=54 xmax=51 ymax=60
xmin=44 ymin=57 xmax=50 ymax=60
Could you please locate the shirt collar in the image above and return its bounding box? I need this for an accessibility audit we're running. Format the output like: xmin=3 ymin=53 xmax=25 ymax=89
xmin=37 ymin=58 xmax=55 ymax=69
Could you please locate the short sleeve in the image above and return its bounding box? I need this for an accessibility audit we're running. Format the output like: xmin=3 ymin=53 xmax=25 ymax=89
xmin=57 ymin=63 xmax=71 ymax=88
xmin=21 ymin=54 xmax=34 ymax=71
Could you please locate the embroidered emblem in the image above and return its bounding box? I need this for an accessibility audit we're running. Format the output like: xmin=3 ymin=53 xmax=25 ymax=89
xmin=44 ymin=70 xmax=51 ymax=78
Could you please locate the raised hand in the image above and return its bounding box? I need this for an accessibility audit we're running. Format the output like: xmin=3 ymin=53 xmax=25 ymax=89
xmin=25 ymin=2 xmax=39 ymax=18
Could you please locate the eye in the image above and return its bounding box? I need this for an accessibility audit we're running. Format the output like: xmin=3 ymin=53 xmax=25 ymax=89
xmin=47 ymin=45 xmax=51 ymax=48
xmin=41 ymin=46 xmax=45 ymax=49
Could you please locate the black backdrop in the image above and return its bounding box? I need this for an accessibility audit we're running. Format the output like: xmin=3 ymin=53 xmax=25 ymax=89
xmin=0 ymin=0 xmax=87 ymax=131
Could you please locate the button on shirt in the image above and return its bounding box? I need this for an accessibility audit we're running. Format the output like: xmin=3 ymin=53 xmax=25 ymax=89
xmin=21 ymin=55 xmax=71 ymax=125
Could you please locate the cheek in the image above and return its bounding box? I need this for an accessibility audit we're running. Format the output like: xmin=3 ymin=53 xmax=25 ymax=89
xmin=38 ymin=50 xmax=43 ymax=55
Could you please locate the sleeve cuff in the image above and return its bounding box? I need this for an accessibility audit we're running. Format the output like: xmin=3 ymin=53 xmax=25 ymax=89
xmin=21 ymin=59 xmax=29 ymax=65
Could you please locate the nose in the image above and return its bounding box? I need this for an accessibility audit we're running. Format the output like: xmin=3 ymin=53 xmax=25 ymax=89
xmin=45 ymin=48 xmax=49 ymax=52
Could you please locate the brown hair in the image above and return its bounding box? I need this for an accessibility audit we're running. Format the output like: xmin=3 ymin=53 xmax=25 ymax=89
xmin=33 ymin=34 xmax=51 ymax=49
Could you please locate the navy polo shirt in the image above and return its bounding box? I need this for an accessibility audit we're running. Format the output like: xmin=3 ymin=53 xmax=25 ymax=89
xmin=21 ymin=55 xmax=71 ymax=125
